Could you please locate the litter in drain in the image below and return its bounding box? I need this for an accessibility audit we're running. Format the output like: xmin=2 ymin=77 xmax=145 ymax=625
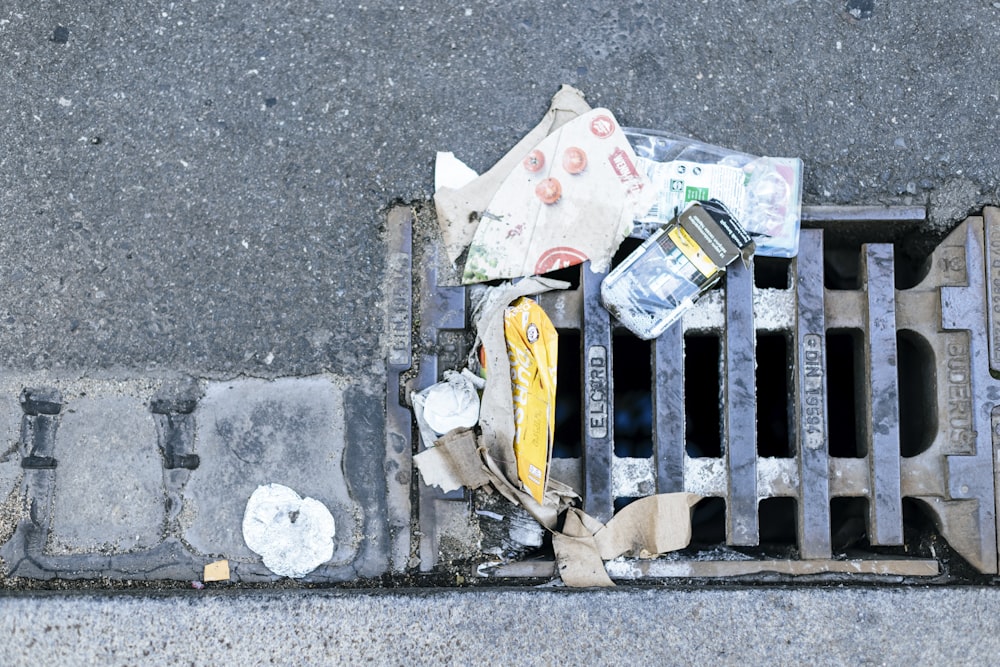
xmin=389 ymin=204 xmax=1000 ymax=582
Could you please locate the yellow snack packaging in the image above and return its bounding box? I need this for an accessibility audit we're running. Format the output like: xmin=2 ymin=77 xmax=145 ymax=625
xmin=503 ymin=297 xmax=558 ymax=504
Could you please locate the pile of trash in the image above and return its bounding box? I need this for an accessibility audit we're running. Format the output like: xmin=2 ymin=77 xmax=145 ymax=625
xmin=415 ymin=85 xmax=803 ymax=587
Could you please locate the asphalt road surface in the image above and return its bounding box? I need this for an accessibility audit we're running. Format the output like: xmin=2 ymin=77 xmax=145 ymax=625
xmin=1 ymin=0 xmax=997 ymax=377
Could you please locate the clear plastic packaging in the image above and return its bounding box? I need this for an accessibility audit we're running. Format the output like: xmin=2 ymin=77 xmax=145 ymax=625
xmin=601 ymin=200 xmax=753 ymax=340
xmin=623 ymin=128 xmax=802 ymax=258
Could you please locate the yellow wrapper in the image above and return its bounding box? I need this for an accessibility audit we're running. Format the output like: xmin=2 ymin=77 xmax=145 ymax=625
xmin=504 ymin=297 xmax=558 ymax=504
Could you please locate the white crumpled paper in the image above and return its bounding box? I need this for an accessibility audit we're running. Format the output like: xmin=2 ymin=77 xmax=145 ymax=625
xmin=421 ymin=369 xmax=481 ymax=435
xmin=242 ymin=483 xmax=336 ymax=578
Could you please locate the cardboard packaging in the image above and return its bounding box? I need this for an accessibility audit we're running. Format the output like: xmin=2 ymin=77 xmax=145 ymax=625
xmin=461 ymin=108 xmax=655 ymax=284
xmin=503 ymin=297 xmax=558 ymax=504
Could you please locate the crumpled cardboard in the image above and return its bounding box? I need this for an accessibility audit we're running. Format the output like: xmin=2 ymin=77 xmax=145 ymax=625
xmin=461 ymin=107 xmax=655 ymax=284
xmin=473 ymin=277 xmax=570 ymax=493
xmin=413 ymin=428 xmax=492 ymax=494
xmin=414 ymin=276 xmax=578 ymax=528
xmin=556 ymin=493 xmax=702 ymax=587
xmin=503 ymin=297 xmax=558 ymax=504
xmin=554 ymin=508 xmax=611 ymax=587
xmin=435 ymin=85 xmax=592 ymax=264
xmin=412 ymin=423 xmax=700 ymax=588
xmin=414 ymin=431 xmax=701 ymax=587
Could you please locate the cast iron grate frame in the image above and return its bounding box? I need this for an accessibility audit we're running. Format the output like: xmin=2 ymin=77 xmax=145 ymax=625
xmin=396 ymin=204 xmax=1000 ymax=580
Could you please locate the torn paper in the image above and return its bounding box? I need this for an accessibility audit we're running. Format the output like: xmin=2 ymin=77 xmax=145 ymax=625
xmin=462 ymin=107 xmax=656 ymax=284
xmin=434 ymin=84 xmax=592 ymax=263
xmin=594 ymin=493 xmax=701 ymax=560
xmin=555 ymin=507 xmax=614 ymax=587
xmin=242 ymin=483 xmax=336 ymax=579
xmin=413 ymin=425 xmax=574 ymax=532
xmin=435 ymin=151 xmax=479 ymax=191
xmin=413 ymin=428 xmax=491 ymax=494
xmin=552 ymin=493 xmax=701 ymax=587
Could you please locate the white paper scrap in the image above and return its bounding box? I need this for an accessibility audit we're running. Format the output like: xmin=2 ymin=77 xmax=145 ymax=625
xmin=422 ymin=370 xmax=481 ymax=435
xmin=435 ymin=151 xmax=479 ymax=192
xmin=242 ymin=483 xmax=336 ymax=579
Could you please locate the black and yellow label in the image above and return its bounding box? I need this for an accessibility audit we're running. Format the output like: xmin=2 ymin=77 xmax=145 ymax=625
xmin=667 ymin=226 xmax=719 ymax=279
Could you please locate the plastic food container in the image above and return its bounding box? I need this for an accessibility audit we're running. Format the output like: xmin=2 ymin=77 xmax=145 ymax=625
xmin=600 ymin=199 xmax=754 ymax=340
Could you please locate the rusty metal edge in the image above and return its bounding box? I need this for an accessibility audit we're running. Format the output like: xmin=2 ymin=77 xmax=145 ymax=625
xmin=480 ymin=558 xmax=939 ymax=579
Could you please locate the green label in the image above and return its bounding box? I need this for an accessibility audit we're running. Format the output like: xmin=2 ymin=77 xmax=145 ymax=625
xmin=685 ymin=185 xmax=709 ymax=202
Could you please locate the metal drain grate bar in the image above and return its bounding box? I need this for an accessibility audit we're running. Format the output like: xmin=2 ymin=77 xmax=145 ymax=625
xmin=794 ymin=229 xmax=831 ymax=559
xmin=653 ymin=324 xmax=684 ymax=494
xmin=415 ymin=228 xmax=467 ymax=572
xmin=863 ymin=244 xmax=904 ymax=545
xmin=724 ymin=261 xmax=758 ymax=546
xmin=582 ymin=264 xmax=615 ymax=523
xmin=385 ymin=206 xmax=414 ymax=572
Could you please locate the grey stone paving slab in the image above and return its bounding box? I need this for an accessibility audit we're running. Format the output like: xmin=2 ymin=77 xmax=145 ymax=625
xmin=181 ymin=376 xmax=360 ymax=576
xmin=0 ymin=376 xmax=208 ymax=579
xmin=0 ymin=390 xmax=26 ymax=547
xmin=47 ymin=394 xmax=163 ymax=555
xmin=0 ymin=373 xmax=393 ymax=581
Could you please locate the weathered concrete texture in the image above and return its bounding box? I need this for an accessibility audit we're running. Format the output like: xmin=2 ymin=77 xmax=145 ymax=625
xmin=47 ymin=394 xmax=164 ymax=555
xmin=181 ymin=377 xmax=360 ymax=573
xmin=2 ymin=588 xmax=1000 ymax=665
xmin=0 ymin=390 xmax=27 ymax=544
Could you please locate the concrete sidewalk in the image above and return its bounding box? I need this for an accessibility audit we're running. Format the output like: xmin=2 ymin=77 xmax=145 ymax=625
xmin=2 ymin=587 xmax=998 ymax=665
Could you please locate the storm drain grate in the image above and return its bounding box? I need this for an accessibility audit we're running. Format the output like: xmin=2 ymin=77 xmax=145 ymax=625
xmin=391 ymin=205 xmax=1000 ymax=579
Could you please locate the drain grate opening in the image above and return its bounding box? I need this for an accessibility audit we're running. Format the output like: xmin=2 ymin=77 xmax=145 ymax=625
xmin=824 ymin=244 xmax=863 ymax=290
xmin=897 ymin=499 xmax=983 ymax=577
xmin=614 ymin=496 xmax=642 ymax=512
xmin=831 ymin=497 xmax=870 ymax=550
xmin=826 ymin=329 xmax=866 ymax=458
xmin=754 ymin=257 xmax=791 ymax=289
xmin=691 ymin=497 xmax=727 ymax=546
xmin=897 ymin=330 xmax=937 ymax=458
xmin=613 ymin=335 xmax=652 ymax=458
xmin=756 ymin=333 xmax=792 ymax=458
xmin=541 ymin=265 xmax=581 ymax=290
xmin=758 ymin=497 xmax=798 ymax=547
xmin=824 ymin=241 xmax=933 ymax=291
xmin=684 ymin=333 xmax=722 ymax=458
xmin=554 ymin=329 xmax=582 ymax=458
xmin=611 ymin=237 xmax=644 ymax=267
xmin=894 ymin=249 xmax=932 ymax=290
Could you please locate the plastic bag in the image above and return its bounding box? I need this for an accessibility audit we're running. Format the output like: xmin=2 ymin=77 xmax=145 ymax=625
xmin=624 ymin=128 xmax=802 ymax=258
